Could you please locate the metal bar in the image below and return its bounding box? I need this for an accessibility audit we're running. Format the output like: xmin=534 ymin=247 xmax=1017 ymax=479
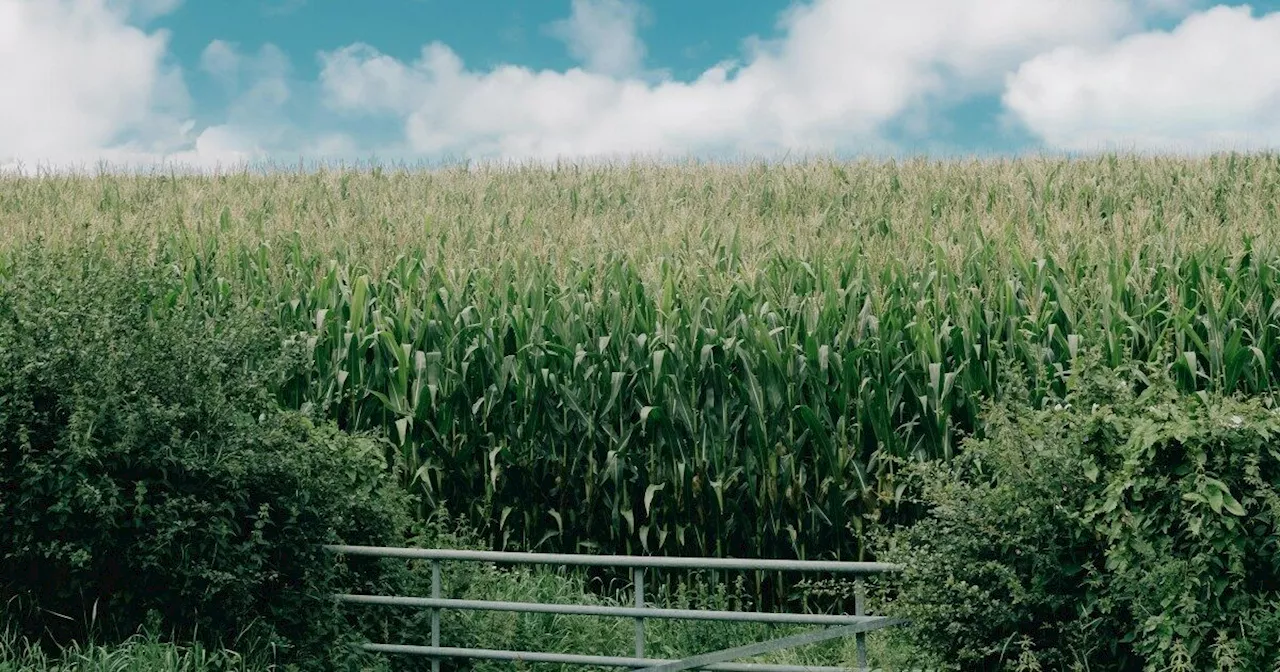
xmin=324 ymin=545 xmax=901 ymax=573
xmin=430 ymin=560 xmax=440 ymax=672
xmin=854 ymin=580 xmax=866 ymax=671
xmin=634 ymin=623 xmax=887 ymax=672
xmin=361 ymin=643 xmax=861 ymax=672
xmin=634 ymin=567 xmax=646 ymax=659
xmin=334 ymin=594 xmax=901 ymax=628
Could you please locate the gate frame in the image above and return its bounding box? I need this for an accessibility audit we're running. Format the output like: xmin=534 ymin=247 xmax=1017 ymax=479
xmin=326 ymin=546 xmax=904 ymax=672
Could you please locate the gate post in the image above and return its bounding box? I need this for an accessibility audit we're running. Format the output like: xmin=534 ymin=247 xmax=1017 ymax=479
xmin=431 ymin=560 xmax=441 ymax=672
xmin=855 ymin=579 xmax=866 ymax=670
xmin=634 ymin=567 xmax=646 ymax=659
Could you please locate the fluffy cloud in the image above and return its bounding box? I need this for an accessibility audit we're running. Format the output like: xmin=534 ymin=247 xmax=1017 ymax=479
xmin=0 ymin=0 xmax=177 ymax=163
xmin=546 ymin=0 xmax=649 ymax=77
xmin=319 ymin=0 xmax=1167 ymax=160
xmin=185 ymin=40 xmax=300 ymax=165
xmin=0 ymin=0 xmax=264 ymax=172
xmin=200 ymin=39 xmax=242 ymax=88
xmin=6 ymin=0 xmax=1269 ymax=170
xmin=204 ymin=40 xmax=292 ymax=116
xmin=92 ymin=124 xmax=262 ymax=170
xmin=1003 ymin=5 xmax=1280 ymax=152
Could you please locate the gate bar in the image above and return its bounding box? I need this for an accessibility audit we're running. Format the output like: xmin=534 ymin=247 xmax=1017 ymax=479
xmin=361 ymin=643 xmax=870 ymax=672
xmin=636 ymin=623 xmax=897 ymax=672
xmin=334 ymin=594 xmax=892 ymax=626
xmin=325 ymin=545 xmax=899 ymax=573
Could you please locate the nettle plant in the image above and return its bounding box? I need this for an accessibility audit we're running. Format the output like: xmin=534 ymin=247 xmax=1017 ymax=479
xmin=876 ymin=356 xmax=1280 ymax=671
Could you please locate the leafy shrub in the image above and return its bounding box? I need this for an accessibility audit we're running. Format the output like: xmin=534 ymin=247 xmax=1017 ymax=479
xmin=0 ymin=243 xmax=413 ymax=668
xmin=876 ymin=358 xmax=1280 ymax=671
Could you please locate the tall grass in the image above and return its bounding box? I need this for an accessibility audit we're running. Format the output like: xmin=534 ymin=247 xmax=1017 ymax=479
xmin=3 ymin=154 xmax=1279 ymax=572
xmin=0 ymin=628 xmax=254 ymax=672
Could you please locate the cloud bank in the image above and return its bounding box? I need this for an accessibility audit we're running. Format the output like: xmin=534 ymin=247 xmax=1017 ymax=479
xmin=2 ymin=0 xmax=1279 ymax=169
xmin=319 ymin=0 xmax=1155 ymax=159
xmin=0 ymin=0 xmax=187 ymax=168
xmin=1004 ymin=5 xmax=1280 ymax=152
xmin=0 ymin=0 xmax=290 ymax=172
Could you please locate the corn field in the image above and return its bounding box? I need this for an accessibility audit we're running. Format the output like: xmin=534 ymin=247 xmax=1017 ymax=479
xmin=3 ymin=154 xmax=1279 ymax=567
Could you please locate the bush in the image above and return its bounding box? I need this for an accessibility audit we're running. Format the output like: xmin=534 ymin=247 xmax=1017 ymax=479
xmin=0 ymin=243 xmax=413 ymax=668
xmin=876 ymin=358 xmax=1280 ymax=671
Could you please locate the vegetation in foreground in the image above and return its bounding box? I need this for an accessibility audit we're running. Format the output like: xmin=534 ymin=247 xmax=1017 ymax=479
xmin=2 ymin=155 xmax=1279 ymax=669
xmin=6 ymin=155 xmax=1280 ymax=569
xmin=876 ymin=358 xmax=1280 ymax=670
xmin=0 ymin=628 xmax=252 ymax=672
xmin=0 ymin=249 xmax=886 ymax=669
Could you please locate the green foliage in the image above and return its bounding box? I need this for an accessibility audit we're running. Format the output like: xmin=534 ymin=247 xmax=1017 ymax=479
xmin=0 ymin=243 xmax=413 ymax=668
xmin=263 ymin=211 xmax=1280 ymax=587
xmin=7 ymin=155 xmax=1280 ymax=614
xmin=0 ymin=623 xmax=267 ymax=672
xmin=9 ymin=157 xmax=1280 ymax=601
xmin=876 ymin=357 xmax=1280 ymax=670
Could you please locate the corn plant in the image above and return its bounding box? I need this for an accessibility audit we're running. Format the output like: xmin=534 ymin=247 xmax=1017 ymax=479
xmin=4 ymin=154 xmax=1280 ymax=603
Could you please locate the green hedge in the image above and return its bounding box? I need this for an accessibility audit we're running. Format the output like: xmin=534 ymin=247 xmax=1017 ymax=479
xmin=0 ymin=243 xmax=413 ymax=669
xmin=877 ymin=358 xmax=1280 ymax=671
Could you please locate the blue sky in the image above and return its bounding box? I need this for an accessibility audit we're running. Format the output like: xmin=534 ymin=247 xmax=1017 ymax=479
xmin=2 ymin=0 xmax=1280 ymax=170
xmin=156 ymin=0 xmax=787 ymax=158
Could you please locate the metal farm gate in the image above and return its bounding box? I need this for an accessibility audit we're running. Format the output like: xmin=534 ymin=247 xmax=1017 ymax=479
xmin=325 ymin=546 xmax=904 ymax=672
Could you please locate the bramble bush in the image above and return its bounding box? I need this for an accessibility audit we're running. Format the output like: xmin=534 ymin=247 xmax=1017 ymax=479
xmin=0 ymin=242 xmax=414 ymax=669
xmin=876 ymin=356 xmax=1280 ymax=671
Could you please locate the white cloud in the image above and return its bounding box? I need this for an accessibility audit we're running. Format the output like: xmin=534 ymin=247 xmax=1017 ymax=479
xmin=200 ymin=39 xmax=241 ymax=88
xmin=98 ymin=124 xmax=264 ymax=170
xmin=6 ymin=0 xmax=1261 ymax=171
xmin=2 ymin=124 xmax=269 ymax=175
xmin=319 ymin=0 xmax=1163 ymax=160
xmin=183 ymin=125 xmax=262 ymax=163
xmin=317 ymin=43 xmax=429 ymax=115
xmin=305 ymin=133 xmax=361 ymax=158
xmin=188 ymin=40 xmax=295 ymax=161
xmin=0 ymin=0 xmax=179 ymax=163
xmin=0 ymin=0 xmax=269 ymax=172
xmin=1003 ymin=5 xmax=1280 ymax=152
xmin=546 ymin=0 xmax=649 ymax=77
xmin=221 ymin=41 xmax=292 ymax=114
